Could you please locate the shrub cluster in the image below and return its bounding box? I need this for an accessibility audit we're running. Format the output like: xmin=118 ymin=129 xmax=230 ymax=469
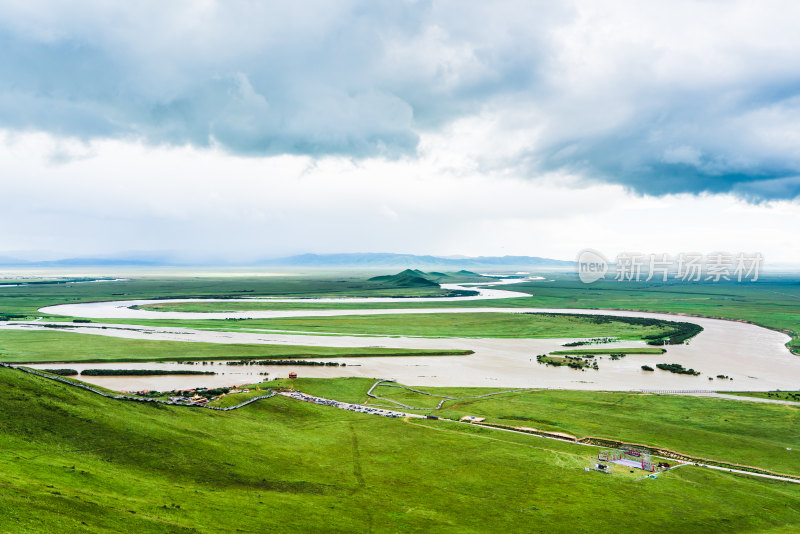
xmin=227 ymin=359 xmax=344 ymax=366
xmin=655 ymin=363 xmax=700 ymax=376
xmin=42 ymin=368 xmax=79 ymax=376
xmin=81 ymin=369 xmax=216 ymax=376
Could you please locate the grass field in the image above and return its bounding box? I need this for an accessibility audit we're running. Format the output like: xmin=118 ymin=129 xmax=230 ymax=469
xmin=0 ymin=330 xmax=468 ymax=363
xmin=117 ymin=312 xmax=683 ymax=339
xmin=2 ymin=272 xmax=800 ymax=530
xmin=0 ymin=274 xmax=467 ymax=318
xmin=80 ymin=274 xmax=800 ymax=354
xmin=275 ymin=378 xmax=800 ymax=477
xmin=2 ymin=368 xmax=800 ymax=533
xmin=474 ymin=276 xmax=800 ymax=354
xmin=550 ymin=348 xmax=667 ymax=355
xmin=724 ymin=391 xmax=800 ymax=402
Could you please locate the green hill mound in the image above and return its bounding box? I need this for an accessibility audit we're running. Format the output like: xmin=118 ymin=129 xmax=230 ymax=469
xmin=368 ymin=269 xmax=493 ymax=287
xmin=368 ymin=269 xmax=439 ymax=288
xmin=421 ymin=271 xmax=457 ymax=283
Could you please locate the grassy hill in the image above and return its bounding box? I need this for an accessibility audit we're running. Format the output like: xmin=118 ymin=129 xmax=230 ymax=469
xmin=368 ymin=269 xmax=440 ymax=287
xmin=368 ymin=269 xmax=494 ymax=288
xmin=1 ymin=369 xmax=800 ymax=532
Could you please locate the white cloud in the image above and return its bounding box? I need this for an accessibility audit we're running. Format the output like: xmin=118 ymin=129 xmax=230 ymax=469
xmin=1 ymin=129 xmax=798 ymax=264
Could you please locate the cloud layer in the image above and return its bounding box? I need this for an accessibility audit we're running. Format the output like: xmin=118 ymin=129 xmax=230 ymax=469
xmin=2 ymin=1 xmax=800 ymax=198
xmin=2 ymin=130 xmax=799 ymax=265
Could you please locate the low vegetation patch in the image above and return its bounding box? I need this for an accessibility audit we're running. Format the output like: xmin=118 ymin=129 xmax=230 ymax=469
xmin=41 ymin=368 xmax=79 ymax=376
xmin=656 ymin=363 xmax=701 ymax=376
xmin=0 ymin=313 xmax=27 ymax=321
xmin=80 ymin=369 xmax=216 ymax=376
xmin=550 ymin=347 xmax=666 ymax=356
xmin=536 ymin=353 xmax=598 ymax=370
xmin=562 ymin=337 xmax=618 ymax=346
xmin=644 ymin=320 xmax=703 ymax=345
xmin=227 ymin=359 xmax=344 ymax=366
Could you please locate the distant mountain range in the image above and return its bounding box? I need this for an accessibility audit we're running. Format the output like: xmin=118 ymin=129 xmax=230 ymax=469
xmin=260 ymin=253 xmax=573 ymax=269
xmin=0 ymin=256 xmax=167 ymax=267
xmin=0 ymin=252 xmax=574 ymax=269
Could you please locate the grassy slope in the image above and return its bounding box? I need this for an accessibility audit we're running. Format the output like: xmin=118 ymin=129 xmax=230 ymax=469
xmin=437 ymin=389 xmax=800 ymax=476
xmin=367 ymin=269 xmax=440 ymax=287
xmin=2 ymin=368 xmax=800 ymax=533
xmin=0 ymin=330 xmax=466 ymax=363
xmin=276 ymin=378 xmax=800 ymax=477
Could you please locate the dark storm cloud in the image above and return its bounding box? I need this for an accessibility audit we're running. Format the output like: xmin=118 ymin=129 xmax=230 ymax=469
xmin=2 ymin=1 xmax=800 ymax=199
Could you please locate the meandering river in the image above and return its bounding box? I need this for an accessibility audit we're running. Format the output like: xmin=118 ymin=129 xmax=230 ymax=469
xmin=3 ymin=277 xmax=798 ymax=391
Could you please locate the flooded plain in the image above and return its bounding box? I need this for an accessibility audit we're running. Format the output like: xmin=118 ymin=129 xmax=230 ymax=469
xmin=5 ymin=277 xmax=797 ymax=392
xmin=8 ymin=309 xmax=795 ymax=392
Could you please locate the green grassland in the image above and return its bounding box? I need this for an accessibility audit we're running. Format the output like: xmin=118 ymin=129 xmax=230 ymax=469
xmin=2 ymin=368 xmax=800 ymax=533
xmin=4 ymin=274 xmax=799 ymax=350
xmin=205 ymin=386 xmax=274 ymax=408
xmin=436 ymin=390 xmax=800 ymax=476
xmin=0 ymin=330 xmax=467 ymax=363
xmin=116 ymin=312 xmax=681 ymax=339
xmin=0 ymin=274 xmax=476 ymax=318
xmin=3 ymin=273 xmax=800 ymax=531
xmin=725 ymin=391 xmax=800 ymax=402
xmin=116 ymin=274 xmax=800 ymax=354
xmin=550 ymin=348 xmax=667 ymax=355
xmin=475 ymin=276 xmax=800 ymax=354
xmin=275 ymin=378 xmax=800 ymax=477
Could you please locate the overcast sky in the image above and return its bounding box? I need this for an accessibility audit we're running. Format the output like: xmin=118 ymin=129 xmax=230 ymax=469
xmin=1 ymin=1 xmax=799 ymax=264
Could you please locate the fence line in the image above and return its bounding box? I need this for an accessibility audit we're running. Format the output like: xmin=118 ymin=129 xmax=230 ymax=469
xmin=0 ymin=363 xmax=274 ymax=411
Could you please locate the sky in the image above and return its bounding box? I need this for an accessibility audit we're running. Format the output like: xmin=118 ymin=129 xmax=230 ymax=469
xmin=1 ymin=1 xmax=799 ymax=265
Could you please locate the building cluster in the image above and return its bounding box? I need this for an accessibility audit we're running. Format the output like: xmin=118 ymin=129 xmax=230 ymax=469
xmin=280 ymin=390 xmax=424 ymax=419
xmin=168 ymin=394 xmax=210 ymax=406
